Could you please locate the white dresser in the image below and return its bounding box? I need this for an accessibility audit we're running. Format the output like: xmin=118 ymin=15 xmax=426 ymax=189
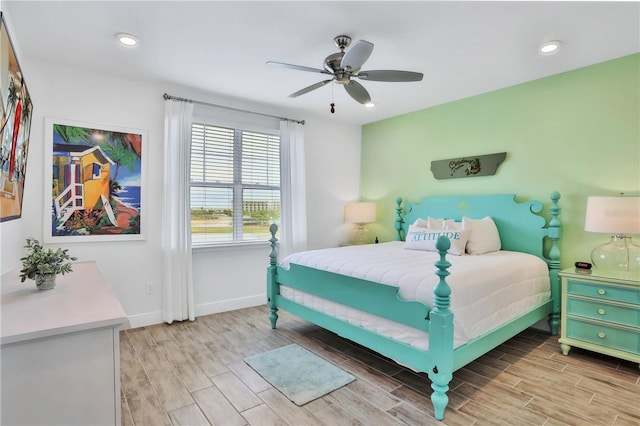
xmin=1 ymin=261 xmax=128 ymax=426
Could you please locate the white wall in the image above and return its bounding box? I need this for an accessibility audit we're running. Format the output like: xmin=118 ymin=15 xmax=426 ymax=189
xmin=1 ymin=56 xmax=361 ymax=327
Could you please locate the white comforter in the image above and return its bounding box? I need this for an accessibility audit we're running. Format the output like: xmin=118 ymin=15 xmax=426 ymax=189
xmin=280 ymin=241 xmax=550 ymax=350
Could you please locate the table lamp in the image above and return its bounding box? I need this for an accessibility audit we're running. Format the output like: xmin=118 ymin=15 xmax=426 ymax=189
xmin=344 ymin=202 xmax=376 ymax=244
xmin=584 ymin=195 xmax=640 ymax=272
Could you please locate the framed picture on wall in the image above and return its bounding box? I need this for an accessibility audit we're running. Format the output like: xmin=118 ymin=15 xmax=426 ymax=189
xmin=44 ymin=117 xmax=147 ymax=242
xmin=1 ymin=12 xmax=34 ymax=222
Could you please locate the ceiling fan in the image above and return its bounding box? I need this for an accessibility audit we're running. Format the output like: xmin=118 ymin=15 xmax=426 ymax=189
xmin=267 ymin=35 xmax=423 ymax=107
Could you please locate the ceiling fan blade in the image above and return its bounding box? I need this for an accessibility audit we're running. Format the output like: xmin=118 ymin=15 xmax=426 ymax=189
xmin=267 ymin=61 xmax=331 ymax=75
xmin=356 ymin=70 xmax=424 ymax=82
xmin=288 ymin=79 xmax=334 ymax=98
xmin=340 ymin=40 xmax=374 ymax=71
xmin=344 ymin=80 xmax=371 ymax=104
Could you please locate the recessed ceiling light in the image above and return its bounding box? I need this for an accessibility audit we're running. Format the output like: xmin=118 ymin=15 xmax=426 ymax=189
xmin=539 ymin=40 xmax=561 ymax=55
xmin=116 ymin=33 xmax=138 ymax=47
xmin=365 ymin=102 xmax=376 ymax=108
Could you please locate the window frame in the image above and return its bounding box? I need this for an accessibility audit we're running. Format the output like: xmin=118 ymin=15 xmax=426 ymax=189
xmin=190 ymin=121 xmax=281 ymax=248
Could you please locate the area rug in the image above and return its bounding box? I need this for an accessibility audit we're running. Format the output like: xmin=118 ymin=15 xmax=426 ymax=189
xmin=244 ymin=343 xmax=355 ymax=405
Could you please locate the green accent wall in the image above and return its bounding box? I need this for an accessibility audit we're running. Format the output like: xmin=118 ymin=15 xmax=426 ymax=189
xmin=361 ymin=54 xmax=639 ymax=268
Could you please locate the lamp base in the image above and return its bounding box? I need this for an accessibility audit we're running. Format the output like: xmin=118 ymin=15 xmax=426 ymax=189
xmin=591 ymin=235 xmax=640 ymax=273
xmin=351 ymin=224 xmax=370 ymax=245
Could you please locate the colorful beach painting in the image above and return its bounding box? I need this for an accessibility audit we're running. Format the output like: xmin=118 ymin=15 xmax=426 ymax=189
xmin=1 ymin=13 xmax=34 ymax=222
xmin=44 ymin=118 xmax=146 ymax=242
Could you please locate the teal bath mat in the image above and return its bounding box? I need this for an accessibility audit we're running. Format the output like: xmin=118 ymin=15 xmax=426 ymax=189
xmin=244 ymin=343 xmax=356 ymax=405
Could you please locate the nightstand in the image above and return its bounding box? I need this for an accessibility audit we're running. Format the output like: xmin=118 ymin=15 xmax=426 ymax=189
xmin=558 ymin=268 xmax=639 ymax=365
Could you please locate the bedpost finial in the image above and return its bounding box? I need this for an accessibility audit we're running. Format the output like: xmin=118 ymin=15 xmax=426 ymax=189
xmin=434 ymin=236 xmax=452 ymax=309
xmin=436 ymin=235 xmax=451 ymax=252
xmin=395 ymin=198 xmax=405 ymax=241
xmin=269 ymin=224 xmax=279 ymax=265
xmin=547 ymin=192 xmax=561 ymax=265
xmin=548 ymin=192 xmax=561 ymax=230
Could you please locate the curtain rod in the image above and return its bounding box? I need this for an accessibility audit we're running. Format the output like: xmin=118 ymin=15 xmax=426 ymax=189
xmin=163 ymin=93 xmax=305 ymax=125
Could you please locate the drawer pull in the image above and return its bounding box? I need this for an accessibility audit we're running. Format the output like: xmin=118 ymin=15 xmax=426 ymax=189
xmin=597 ymin=289 xmax=606 ymax=295
xmin=597 ymin=308 xmax=606 ymax=315
xmin=597 ymin=332 xmax=606 ymax=339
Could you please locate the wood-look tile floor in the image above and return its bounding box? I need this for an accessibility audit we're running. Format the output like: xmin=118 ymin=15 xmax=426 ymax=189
xmin=120 ymin=305 xmax=639 ymax=426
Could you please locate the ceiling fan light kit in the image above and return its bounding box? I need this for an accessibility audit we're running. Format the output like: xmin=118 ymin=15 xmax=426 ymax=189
xmin=267 ymin=35 xmax=423 ymax=111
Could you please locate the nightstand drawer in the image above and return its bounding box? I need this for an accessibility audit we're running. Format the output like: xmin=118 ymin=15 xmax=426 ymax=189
xmin=565 ymin=319 xmax=639 ymax=354
xmin=566 ymin=297 xmax=640 ymax=328
xmin=566 ymin=279 xmax=639 ymax=305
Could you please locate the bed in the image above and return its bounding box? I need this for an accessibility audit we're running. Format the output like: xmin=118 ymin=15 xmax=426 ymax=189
xmin=266 ymin=193 xmax=562 ymax=420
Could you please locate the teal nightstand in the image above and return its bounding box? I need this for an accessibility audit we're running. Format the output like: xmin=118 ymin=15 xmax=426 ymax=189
xmin=558 ymin=268 xmax=639 ymax=365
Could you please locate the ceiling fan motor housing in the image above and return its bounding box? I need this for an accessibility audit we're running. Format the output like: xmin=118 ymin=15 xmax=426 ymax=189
xmin=324 ymin=52 xmax=351 ymax=84
xmin=323 ymin=52 xmax=343 ymax=73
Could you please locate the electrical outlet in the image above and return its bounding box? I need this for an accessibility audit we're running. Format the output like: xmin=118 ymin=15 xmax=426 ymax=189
xmin=145 ymin=282 xmax=154 ymax=294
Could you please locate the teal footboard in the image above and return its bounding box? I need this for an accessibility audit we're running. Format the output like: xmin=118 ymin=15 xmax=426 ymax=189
xmin=268 ymin=224 xmax=433 ymax=369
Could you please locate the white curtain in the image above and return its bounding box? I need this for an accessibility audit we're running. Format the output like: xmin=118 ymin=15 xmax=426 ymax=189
xmin=162 ymin=99 xmax=195 ymax=323
xmin=279 ymin=120 xmax=307 ymax=259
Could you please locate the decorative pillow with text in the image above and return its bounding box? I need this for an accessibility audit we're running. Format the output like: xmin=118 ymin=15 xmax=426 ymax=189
xmin=404 ymin=226 xmax=470 ymax=255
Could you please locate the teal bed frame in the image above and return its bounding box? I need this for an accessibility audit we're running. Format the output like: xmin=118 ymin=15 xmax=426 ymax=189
xmin=267 ymin=192 xmax=562 ymax=420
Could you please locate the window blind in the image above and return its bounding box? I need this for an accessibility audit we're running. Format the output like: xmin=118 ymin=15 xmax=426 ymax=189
xmin=242 ymin=131 xmax=280 ymax=187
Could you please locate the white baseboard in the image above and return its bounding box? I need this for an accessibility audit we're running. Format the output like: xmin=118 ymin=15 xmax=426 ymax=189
xmin=125 ymin=311 xmax=163 ymax=329
xmin=124 ymin=294 xmax=267 ymax=329
xmin=195 ymin=294 xmax=267 ymax=317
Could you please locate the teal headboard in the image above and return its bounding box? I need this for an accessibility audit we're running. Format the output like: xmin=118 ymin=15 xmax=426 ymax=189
xmin=395 ymin=192 xmax=561 ymax=262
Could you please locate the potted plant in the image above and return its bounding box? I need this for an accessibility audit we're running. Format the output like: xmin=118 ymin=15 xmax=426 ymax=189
xmin=19 ymin=238 xmax=77 ymax=290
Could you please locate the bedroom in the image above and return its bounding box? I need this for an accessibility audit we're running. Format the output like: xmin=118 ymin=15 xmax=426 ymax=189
xmin=1 ymin=1 xmax=638 ymax=424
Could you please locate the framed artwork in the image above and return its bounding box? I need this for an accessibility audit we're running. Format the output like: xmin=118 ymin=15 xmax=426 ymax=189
xmin=1 ymin=12 xmax=34 ymax=222
xmin=44 ymin=117 xmax=147 ymax=242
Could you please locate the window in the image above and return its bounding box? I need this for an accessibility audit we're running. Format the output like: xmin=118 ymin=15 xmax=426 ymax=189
xmin=190 ymin=123 xmax=280 ymax=245
xmin=91 ymin=163 xmax=101 ymax=179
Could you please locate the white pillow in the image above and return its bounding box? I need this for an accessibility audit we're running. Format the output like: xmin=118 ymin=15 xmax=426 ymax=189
xmin=404 ymin=225 xmax=470 ymax=256
xmin=444 ymin=219 xmax=462 ymax=230
xmin=413 ymin=218 xmax=429 ymax=227
xmin=427 ymin=216 xmax=444 ymax=228
xmin=412 ymin=217 xmax=460 ymax=229
xmin=462 ymin=216 xmax=501 ymax=255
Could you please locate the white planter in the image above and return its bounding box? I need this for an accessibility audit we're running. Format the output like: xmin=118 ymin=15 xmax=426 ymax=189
xmin=35 ymin=274 xmax=56 ymax=290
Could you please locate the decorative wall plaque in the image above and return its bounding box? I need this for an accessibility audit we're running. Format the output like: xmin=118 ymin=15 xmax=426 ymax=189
xmin=430 ymin=152 xmax=506 ymax=179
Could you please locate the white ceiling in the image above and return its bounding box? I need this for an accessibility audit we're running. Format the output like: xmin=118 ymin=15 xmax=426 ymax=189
xmin=3 ymin=1 xmax=639 ymax=125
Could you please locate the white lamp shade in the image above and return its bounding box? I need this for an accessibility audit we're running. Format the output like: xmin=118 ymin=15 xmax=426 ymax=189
xmin=344 ymin=202 xmax=376 ymax=224
xmin=585 ymin=196 xmax=640 ymax=235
